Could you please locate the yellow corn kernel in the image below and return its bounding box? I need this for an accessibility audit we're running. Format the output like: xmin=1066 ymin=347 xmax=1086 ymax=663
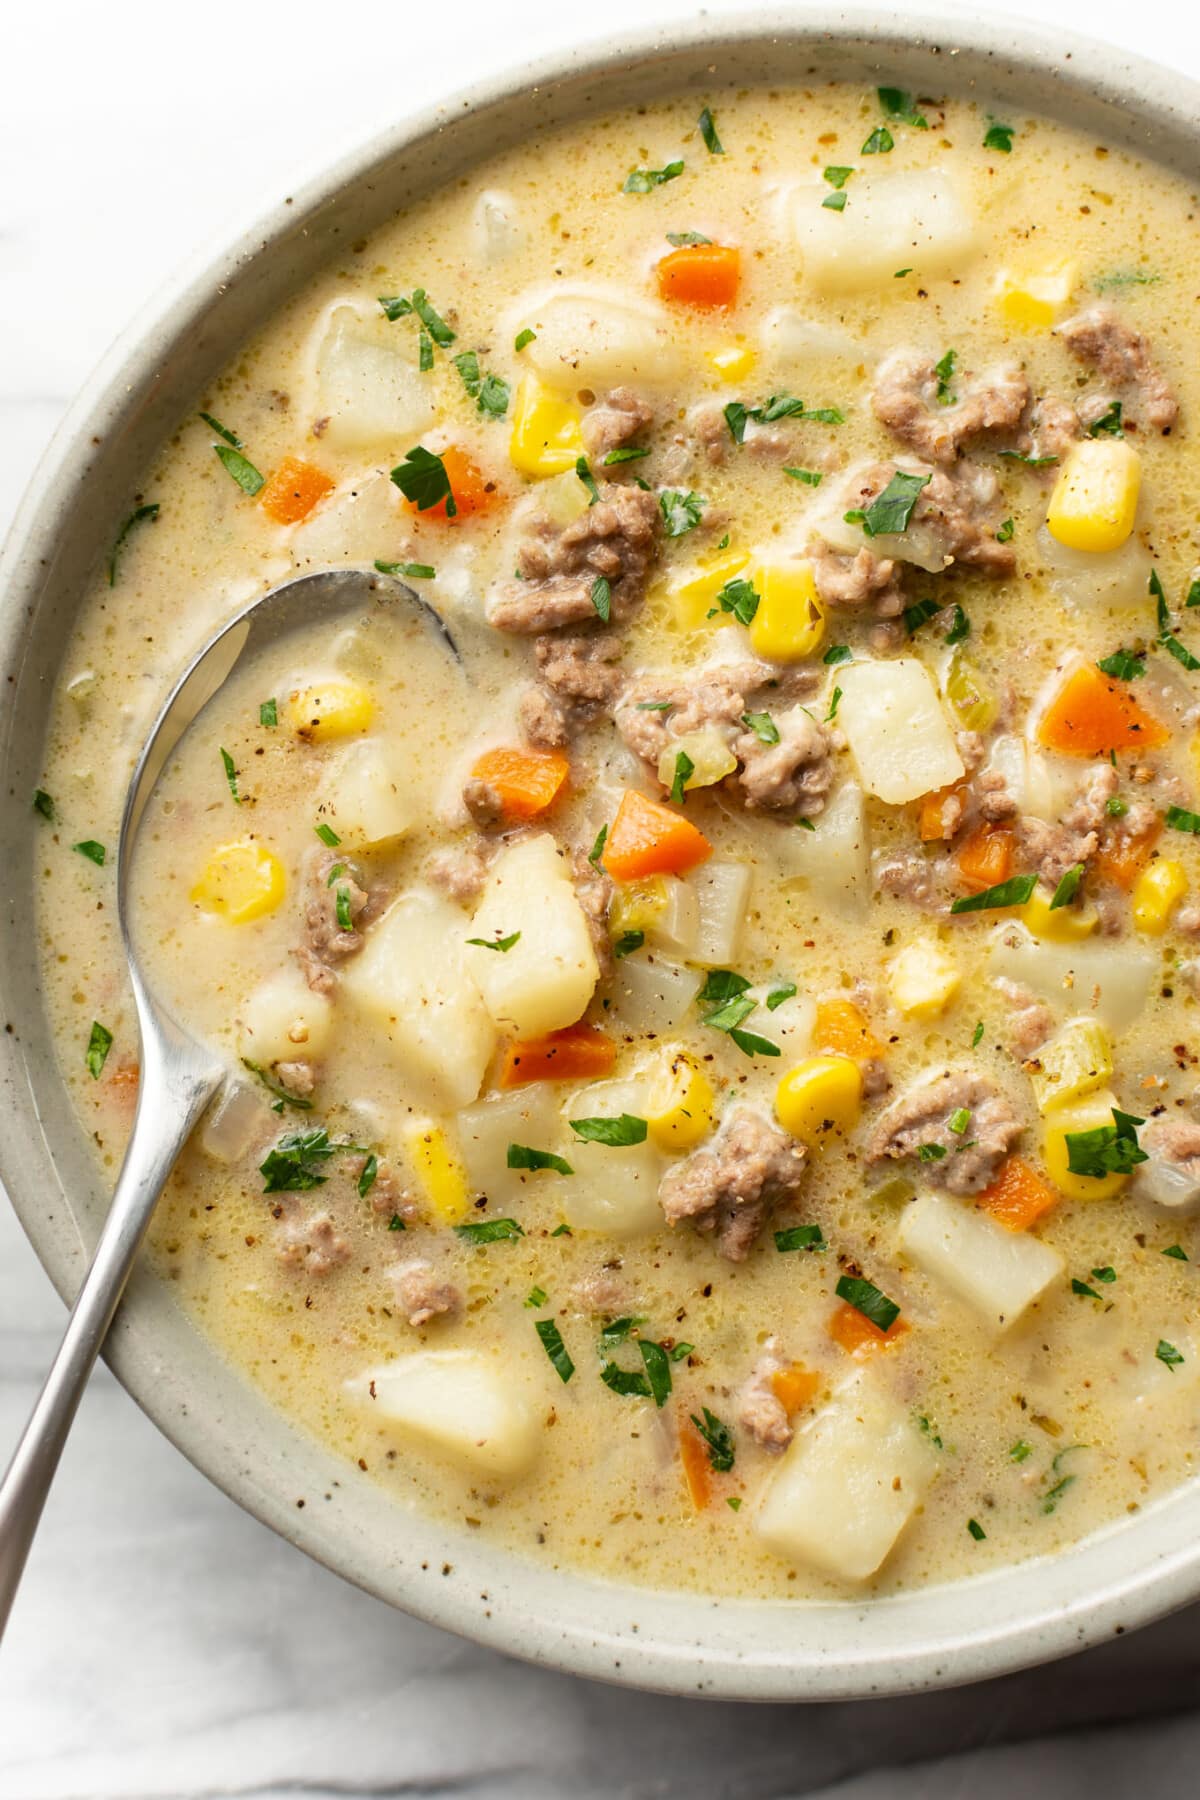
xmin=656 ymin=726 xmax=739 ymax=794
xmin=943 ymin=652 xmax=999 ymax=732
xmin=508 ymin=375 xmax=585 ymax=478
xmin=887 ymin=940 xmax=960 ymax=1018
xmin=669 ymin=550 xmax=750 ymax=631
xmin=1042 ymin=1088 xmax=1130 ymax=1201
xmin=1133 ymin=859 xmax=1187 ymax=934
xmin=1021 ymin=883 xmax=1100 ymax=943
xmin=994 ymin=263 xmax=1077 ymax=330
xmin=610 ymin=875 xmax=669 ymax=935
xmin=775 ymin=1055 xmax=863 ymax=1147
xmin=748 ymin=561 xmax=825 ymax=663
xmin=284 ymin=680 xmax=374 ymax=741
xmin=190 ymin=840 xmax=285 ymax=924
xmin=647 ymin=1049 xmax=717 ymax=1152
xmin=1028 ymin=1018 xmax=1112 ymax=1115
xmin=405 ymin=1124 xmax=470 ymax=1224
xmin=706 ymin=344 xmax=757 ymax=384
xmin=1047 ymin=439 xmax=1141 ymax=554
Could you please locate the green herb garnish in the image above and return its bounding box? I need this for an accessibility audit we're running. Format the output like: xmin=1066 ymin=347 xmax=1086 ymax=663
xmin=659 ymin=489 xmax=705 ymax=536
xmin=455 ymin=1218 xmax=525 ymax=1244
xmin=623 ymin=160 xmax=685 ymax=194
xmin=507 ymin=1143 xmax=573 ymax=1176
xmin=465 ymin=931 xmax=521 ymax=952
xmin=982 ymin=121 xmax=1014 ymax=153
xmin=1063 ymin=1107 xmax=1147 ymax=1178
xmin=774 ymin=1224 xmax=826 ymax=1253
xmin=691 ymin=1406 xmax=735 ymax=1471
xmin=107 ymin=502 xmax=160 ymax=585
xmin=535 ymin=1317 xmax=575 ymax=1382
xmin=698 ymin=107 xmax=724 ymax=154
xmin=390 ymin=445 xmax=456 ymax=515
xmin=569 ymin=1114 xmax=648 ymax=1147
xmin=85 ymin=1021 xmax=113 ymax=1080
xmin=835 ymin=1274 xmax=900 ymax=1332
xmin=950 ymin=873 xmax=1038 ymax=914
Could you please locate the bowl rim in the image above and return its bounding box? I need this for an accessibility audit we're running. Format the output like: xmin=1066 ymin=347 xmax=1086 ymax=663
xmin=4 ymin=4 xmax=1200 ymax=1701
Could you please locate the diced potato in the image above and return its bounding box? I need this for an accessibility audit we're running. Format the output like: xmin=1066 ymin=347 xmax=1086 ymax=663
xmin=1028 ymin=1018 xmax=1112 ymax=1114
xmin=340 ymin=888 xmax=496 ymax=1109
xmin=748 ymin=562 xmax=825 ymax=663
xmin=559 ymin=1078 xmax=666 ymax=1235
xmin=284 ymin=679 xmax=374 ymax=741
xmin=512 ymin=283 xmax=683 ymax=390
xmin=318 ymin=740 xmax=420 ymax=848
xmin=1133 ymin=860 xmax=1187 ymax=934
xmin=238 ymin=966 xmax=334 ymax=1065
xmin=748 ymin=989 xmax=815 ymax=1057
xmin=994 ymin=263 xmax=1077 ymax=329
xmin=809 ymin=492 xmax=952 ymax=576
xmin=405 ymin=1123 xmax=471 ymax=1224
xmin=508 ymin=375 xmax=585 ymax=478
xmin=1047 ymin=439 xmax=1141 ymax=554
xmin=898 ymin=1192 xmax=1065 ymax=1330
xmin=191 ymin=840 xmax=285 ymax=924
xmin=606 ymin=951 xmax=704 ymax=1034
xmin=774 ymin=780 xmax=870 ymax=903
xmin=1042 ymin=1088 xmax=1132 ymax=1200
xmin=1137 ymin=1151 xmax=1200 ymax=1211
xmin=757 ymin=308 xmax=860 ymax=374
xmin=789 ymin=167 xmax=976 ymax=294
xmin=610 ymin=875 xmax=699 ymax=958
xmin=837 ymin=659 xmax=964 ymax=804
xmin=980 ymin=734 xmax=1068 ymax=827
xmin=646 ymin=1049 xmax=716 ymax=1152
xmin=466 ymin=834 xmax=600 ymax=1036
xmin=755 ymin=1373 xmax=935 ymax=1579
xmin=668 ymin=550 xmax=750 ymax=631
xmin=291 ymin=471 xmax=407 ymax=569
xmin=989 ymin=926 xmax=1154 ymax=1033
xmin=656 ymin=727 xmax=738 ymax=794
xmin=310 ymin=303 xmax=437 ymax=448
xmin=457 ymin=1086 xmax=566 ymax=1207
xmin=687 ymin=860 xmax=752 ymax=966
xmin=888 ymin=940 xmax=960 ymax=1018
xmin=472 ymin=189 xmax=524 ymax=261
xmin=775 ymin=1055 xmax=862 ymax=1145
xmin=706 ymin=344 xmax=757 ymax=383
xmin=1038 ymin=526 xmax=1153 ymax=613
xmin=532 ymin=468 xmax=592 ymax=529
xmin=347 ymin=1351 xmax=540 ymax=1477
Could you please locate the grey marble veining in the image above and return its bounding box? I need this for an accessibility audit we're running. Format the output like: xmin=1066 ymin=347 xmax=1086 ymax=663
xmin=4 ymin=2 xmax=1200 ymax=1794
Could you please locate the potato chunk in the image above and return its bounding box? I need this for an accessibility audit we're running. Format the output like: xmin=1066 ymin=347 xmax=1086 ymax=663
xmin=238 ymin=966 xmax=334 ymax=1065
xmin=790 ymin=168 xmax=976 ymax=293
xmin=837 ymin=659 xmax=964 ymax=804
xmin=319 ymin=740 xmax=420 ymax=848
xmin=347 ymin=1351 xmax=539 ymax=1477
xmin=310 ymin=302 xmax=437 ymax=448
xmin=755 ymin=1373 xmax=935 ymax=1579
xmin=558 ymin=1077 xmax=666 ymax=1236
xmin=466 ymin=834 xmax=599 ymax=1037
xmin=898 ymin=1192 xmax=1065 ymax=1330
xmin=510 ymin=283 xmax=683 ymax=390
xmin=339 ymin=888 xmax=496 ymax=1109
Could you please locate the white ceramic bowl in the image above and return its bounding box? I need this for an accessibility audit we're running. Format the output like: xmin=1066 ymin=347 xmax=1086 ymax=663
xmin=3 ymin=8 xmax=1199 ymax=1699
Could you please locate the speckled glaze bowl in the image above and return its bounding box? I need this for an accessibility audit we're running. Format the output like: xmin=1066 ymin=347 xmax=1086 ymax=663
xmin=3 ymin=8 xmax=1199 ymax=1700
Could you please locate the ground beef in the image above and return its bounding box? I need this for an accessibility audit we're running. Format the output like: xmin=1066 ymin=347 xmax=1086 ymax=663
xmin=687 ymin=399 xmax=732 ymax=466
xmin=873 ymin=848 xmax=948 ymax=913
xmin=489 ymin=483 xmax=660 ymax=633
xmin=519 ymin=685 xmax=571 ymax=749
xmin=617 ymin=660 xmax=830 ymax=816
xmin=808 ymin=544 xmax=905 ymax=615
xmin=1030 ymin=394 xmax=1083 ymax=460
xmin=1058 ymin=304 xmax=1178 ymax=432
xmin=425 ymin=838 xmax=491 ymax=905
xmin=572 ymin=850 xmax=614 ymax=978
xmin=918 ymin=464 xmax=1017 ymax=575
xmin=520 ymin=632 xmax=626 ymax=747
xmin=297 ymin=850 xmax=380 ymax=994
xmin=462 ymin=776 xmax=506 ymax=830
xmin=871 ymin=350 xmax=1030 ymax=463
xmin=658 ymin=1107 xmax=807 ymax=1260
xmin=1017 ymin=763 xmax=1118 ymax=885
xmin=273 ymin=1060 xmax=316 ymax=1099
xmin=992 ymin=977 xmax=1054 ymax=1057
xmin=581 ymin=387 xmax=654 ymax=459
xmin=1142 ymin=1117 xmax=1200 ymax=1177
xmin=867 ymin=1067 xmax=1022 ymax=1194
xmin=737 ymin=1344 xmax=794 ymax=1452
xmin=570 ymin=1265 xmax=626 ymax=1314
xmin=352 ymin=1154 xmax=417 ymax=1222
xmin=977 ymin=767 xmax=1019 ymax=824
xmin=274 ymin=1207 xmax=351 ymax=1277
xmin=388 ymin=1258 xmax=460 ymax=1327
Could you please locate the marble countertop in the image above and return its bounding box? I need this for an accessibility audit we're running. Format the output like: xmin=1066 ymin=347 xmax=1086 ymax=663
xmin=4 ymin=2 xmax=1200 ymax=1793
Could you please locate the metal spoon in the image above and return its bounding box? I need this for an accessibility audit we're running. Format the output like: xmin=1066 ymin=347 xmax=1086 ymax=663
xmin=0 ymin=567 xmax=454 ymax=1640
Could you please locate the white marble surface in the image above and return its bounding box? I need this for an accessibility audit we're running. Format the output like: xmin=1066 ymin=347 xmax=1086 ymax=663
xmin=4 ymin=1 xmax=1200 ymax=1793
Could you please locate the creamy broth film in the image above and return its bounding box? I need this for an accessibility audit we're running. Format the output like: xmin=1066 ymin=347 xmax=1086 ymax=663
xmin=34 ymin=83 xmax=1200 ymax=1599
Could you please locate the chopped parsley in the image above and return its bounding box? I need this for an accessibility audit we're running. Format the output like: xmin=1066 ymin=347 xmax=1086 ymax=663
xmin=822 ymin=191 xmax=848 ymax=213
xmin=1156 ymin=1338 xmax=1185 ymax=1372
xmin=314 ymin=823 xmax=340 ymax=847
xmin=378 ymin=288 xmax=455 ymax=347
xmin=713 ymin=575 xmax=759 ymax=626
xmin=995 ymin=517 xmax=1015 ymax=544
xmin=357 ymin=1154 xmax=378 ymax=1199
xmin=391 ymin=445 xmax=456 ymax=515
xmin=85 ymin=1021 xmax=113 ymax=1080
xmin=375 ymin=559 xmax=437 ymax=580
xmin=835 ymin=1274 xmax=900 ymax=1332
xmin=784 ymin=466 xmax=824 ymax=486
xmin=1092 ymin=1265 xmax=1117 ymax=1284
xmin=525 ymin=1286 xmax=548 ymax=1309
xmin=568 ymin=1113 xmax=648 ymax=1147
xmin=214 ymin=443 xmax=264 ymax=496
xmin=601 ymin=1362 xmax=651 ymax=1397
xmin=1095 ymin=269 xmax=1161 ymax=294
xmin=1071 ymin=1277 xmax=1103 ymax=1301
xmin=259 ymin=698 xmax=278 ymax=728
xmin=588 ymin=824 xmax=608 ymax=866
xmin=848 ymin=469 xmax=931 ymax=538
xmin=452 ymin=350 xmax=509 ymax=419
xmin=774 ymin=1224 xmax=826 ymax=1253
xmin=219 ymin=747 xmax=241 ymax=803
xmin=465 ymin=931 xmax=521 ymax=952
xmin=639 ymin=1339 xmax=673 ymax=1407
xmin=1163 ymin=1244 xmax=1189 ymax=1261
xmin=198 ymin=411 xmax=241 ymax=445
xmin=454 ymin=1218 xmax=525 ymax=1244
xmin=998 ymin=449 xmax=1059 ymax=468
xmin=903 ymin=597 xmax=940 ymax=635
xmin=765 ymin=982 xmax=797 ymax=1010
xmin=948 ymin=1107 xmax=971 ymax=1135
xmin=613 ymin=929 xmax=645 ymax=958
xmin=934 ymin=349 xmax=957 ymax=405
xmin=514 ymin=327 xmax=536 ymax=351
xmin=623 ymin=160 xmax=684 ymax=194
xmin=107 ymin=502 xmax=160 ymax=585
xmin=1166 ymin=805 xmax=1200 ymax=835
xmin=740 ymin=711 xmax=779 ymax=745
xmin=604 ymin=446 xmax=650 ymax=465
xmin=659 ymin=489 xmax=705 ymax=536
xmin=823 ymin=643 xmax=852 ymax=665
xmin=1049 ymin=863 xmax=1085 ymax=911
xmin=982 ymin=121 xmax=1015 ymax=153
xmin=918 ymin=1143 xmax=948 ymax=1162
xmin=260 ymin=1127 xmax=342 ymax=1193
xmin=32 ymin=788 xmax=55 ymax=821
xmin=241 ymin=1058 xmax=315 ymax=1112
xmin=1063 ymin=1107 xmax=1147 ymax=1178
xmin=950 ymin=873 xmax=1038 ymax=914
xmin=824 ymin=164 xmax=853 ymax=189
xmin=535 ymin=1317 xmax=575 ymax=1382
xmin=387 ymin=1213 xmax=406 ymax=1232
xmin=861 ymin=126 xmax=894 ymax=156
xmin=1088 ymin=399 xmax=1124 ymax=438
xmin=72 ymin=839 xmax=106 ymax=866
xmin=972 ymin=1021 xmax=985 ymax=1048
xmin=967 ymin=1518 xmax=988 ymax=1541
xmin=825 ymin=686 xmax=842 ymax=723
xmin=1097 ymin=647 xmax=1145 ymax=681
xmin=590 ymin=576 xmax=612 ymax=624
xmin=506 ymin=1143 xmax=573 ymax=1176
xmin=944 ymin=603 xmax=971 ymax=644
xmin=1009 ymin=1439 xmax=1033 ymax=1463
xmin=725 ymin=395 xmax=843 ymax=443
xmin=666 ymin=230 xmax=712 ymax=247
xmin=698 ymin=969 xmax=751 ymax=1003
xmin=575 ymin=456 xmax=601 ymax=505
xmin=698 ymin=107 xmax=724 ymax=154
xmin=878 ymin=85 xmax=928 ymax=128
xmin=334 ymin=885 xmax=354 ymax=932
xmin=699 ymin=975 xmax=780 ymax=1060
xmin=670 ymin=750 xmax=694 ymax=805
xmin=691 ymin=1406 xmax=735 ymax=1472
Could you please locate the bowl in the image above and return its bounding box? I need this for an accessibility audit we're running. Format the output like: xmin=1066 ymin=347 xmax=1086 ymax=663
xmin=3 ymin=7 xmax=1200 ymax=1700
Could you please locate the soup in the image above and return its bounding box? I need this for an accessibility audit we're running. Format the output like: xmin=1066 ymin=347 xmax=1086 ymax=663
xmin=32 ymin=80 xmax=1200 ymax=1599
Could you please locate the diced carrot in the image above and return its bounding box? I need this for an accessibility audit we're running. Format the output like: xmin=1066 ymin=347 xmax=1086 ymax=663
xmin=1037 ymin=663 xmax=1170 ymax=758
xmin=469 ymin=746 xmax=569 ymax=822
xmin=770 ymin=1363 xmax=820 ymax=1415
xmin=976 ymin=1155 xmax=1058 ymax=1232
xmin=655 ymin=244 xmax=742 ymax=310
xmin=679 ymin=1421 xmax=713 ymax=1511
xmin=813 ymin=998 xmax=883 ymax=1062
xmin=1094 ymin=815 xmax=1163 ymax=891
xmin=601 ymin=789 xmax=712 ymax=882
xmin=828 ymin=1302 xmax=910 ymax=1356
xmin=404 ymin=445 xmax=498 ymax=521
xmin=258 ymin=456 xmax=335 ymax=525
xmin=955 ymin=823 xmax=1015 ymax=893
xmin=918 ymin=783 xmax=966 ymax=843
xmin=497 ymin=1023 xmax=616 ymax=1087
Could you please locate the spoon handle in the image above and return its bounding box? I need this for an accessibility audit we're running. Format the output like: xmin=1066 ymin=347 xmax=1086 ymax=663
xmin=0 ymin=1021 xmax=220 ymax=1644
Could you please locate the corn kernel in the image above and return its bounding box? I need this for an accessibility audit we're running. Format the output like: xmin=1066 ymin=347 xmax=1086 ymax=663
xmin=1028 ymin=1018 xmax=1112 ymax=1114
xmin=1047 ymin=439 xmax=1141 ymax=554
xmin=405 ymin=1124 xmax=470 ymax=1224
xmin=656 ymin=727 xmax=739 ymax=793
xmin=647 ymin=1049 xmax=716 ymax=1151
xmin=1021 ymin=883 xmax=1100 ymax=943
xmin=994 ymin=263 xmax=1077 ymax=330
xmin=775 ymin=1055 xmax=863 ymax=1146
xmin=1042 ymin=1088 xmax=1130 ymax=1201
xmin=1133 ymin=859 xmax=1187 ymax=934
xmin=887 ymin=940 xmax=960 ymax=1018
xmin=669 ymin=550 xmax=750 ymax=631
xmin=284 ymin=680 xmax=374 ymax=741
xmin=944 ymin=652 xmax=999 ymax=732
xmin=610 ymin=876 xmax=669 ymax=935
xmin=190 ymin=840 xmax=285 ymax=924
xmin=508 ymin=375 xmax=585 ymax=478
xmin=706 ymin=344 xmax=757 ymax=383
xmin=748 ymin=561 xmax=825 ymax=663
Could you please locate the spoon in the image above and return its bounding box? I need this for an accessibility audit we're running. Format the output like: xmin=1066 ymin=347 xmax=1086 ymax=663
xmin=0 ymin=567 xmax=454 ymax=1640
